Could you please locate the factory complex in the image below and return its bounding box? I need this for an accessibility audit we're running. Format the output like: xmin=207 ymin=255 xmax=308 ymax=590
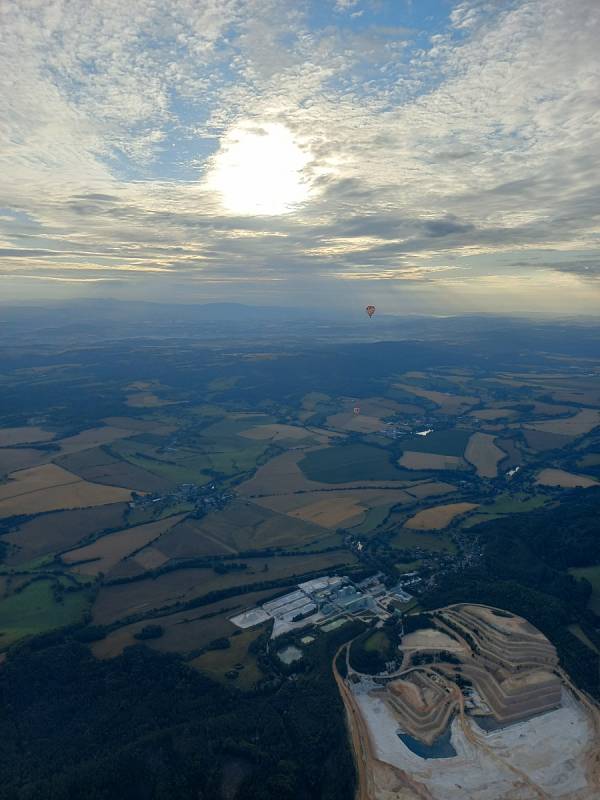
xmin=230 ymin=572 xmax=419 ymax=637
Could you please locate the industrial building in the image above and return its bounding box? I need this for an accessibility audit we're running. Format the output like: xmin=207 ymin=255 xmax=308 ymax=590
xmin=230 ymin=572 xmax=411 ymax=636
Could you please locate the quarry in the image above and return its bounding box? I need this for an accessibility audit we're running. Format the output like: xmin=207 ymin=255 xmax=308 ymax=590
xmin=336 ymin=604 xmax=600 ymax=800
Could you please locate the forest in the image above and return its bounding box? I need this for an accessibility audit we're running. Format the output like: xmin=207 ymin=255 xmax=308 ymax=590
xmin=0 ymin=622 xmax=362 ymax=800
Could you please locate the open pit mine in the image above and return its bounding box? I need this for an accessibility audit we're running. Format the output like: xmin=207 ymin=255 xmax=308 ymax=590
xmin=335 ymin=604 xmax=600 ymax=800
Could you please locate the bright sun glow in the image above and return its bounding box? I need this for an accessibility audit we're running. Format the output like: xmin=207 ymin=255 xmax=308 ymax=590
xmin=207 ymin=122 xmax=312 ymax=216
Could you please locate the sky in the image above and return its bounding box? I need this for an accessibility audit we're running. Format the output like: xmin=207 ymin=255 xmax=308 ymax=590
xmin=1 ymin=0 xmax=599 ymax=313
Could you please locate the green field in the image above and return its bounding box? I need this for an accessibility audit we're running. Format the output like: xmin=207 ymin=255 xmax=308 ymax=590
xmin=391 ymin=528 xmax=456 ymax=553
xmin=348 ymin=505 xmax=392 ymax=536
xmin=363 ymin=630 xmax=390 ymax=654
xmin=0 ymin=579 xmax=91 ymax=649
xmin=569 ymin=565 xmax=600 ymax=614
xmin=111 ymin=416 xmax=275 ymax=485
xmin=192 ymin=626 xmax=267 ymax=690
xmin=349 ymin=628 xmax=396 ymax=673
xmin=462 ymin=493 xmax=548 ymax=528
xmin=125 ymin=500 xmax=195 ymax=526
xmin=299 ymin=443 xmax=412 ymax=483
xmin=400 ymin=429 xmax=472 ymax=457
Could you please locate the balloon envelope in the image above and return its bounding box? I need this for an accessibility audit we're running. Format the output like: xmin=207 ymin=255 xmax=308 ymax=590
xmin=366 ymin=305 xmax=376 ymax=318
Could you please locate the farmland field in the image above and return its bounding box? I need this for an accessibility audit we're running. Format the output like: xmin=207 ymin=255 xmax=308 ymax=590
xmin=0 ymin=464 xmax=132 ymax=518
xmin=239 ymin=449 xmax=419 ymax=496
xmin=0 ymin=579 xmax=90 ymax=649
xmin=57 ymin=446 xmax=169 ymax=492
xmin=299 ymin=443 xmax=412 ymax=483
xmin=393 ymin=383 xmax=479 ymax=415
xmin=535 ymin=468 xmax=598 ymax=488
xmin=0 ymin=426 xmax=56 ymax=446
xmin=126 ymin=392 xmax=178 ymax=408
xmin=403 ymin=481 xmax=456 ymax=499
xmin=239 ymin=423 xmax=320 ymax=442
xmin=254 ymin=488 xmax=412 ymax=531
xmin=399 ymin=451 xmax=467 ymax=471
xmin=462 ymin=493 xmax=548 ymax=527
xmin=391 ymin=528 xmax=456 ymax=553
xmin=1 ymin=503 xmax=128 ymax=565
xmin=523 ymin=429 xmax=574 ymax=451
xmin=404 ymin=502 xmax=479 ymax=530
xmin=525 ymin=408 xmax=600 ymax=437
xmin=56 ymin=426 xmax=136 ymax=455
xmin=173 ymin=500 xmax=326 ymax=551
xmin=465 ymin=432 xmax=505 ymax=478
xmin=191 ymin=625 xmax=268 ymax=689
xmin=93 ymin=588 xmax=280 ymax=660
xmin=468 ymin=407 xmax=518 ymax=421
xmin=327 ymin=412 xmax=385 ymax=434
xmin=0 ymin=447 xmax=52 ymax=475
xmin=92 ymin=550 xmax=357 ymax=626
xmin=62 ymin=514 xmax=186 ymax=575
xmin=399 ymin=429 xmax=472 ymax=457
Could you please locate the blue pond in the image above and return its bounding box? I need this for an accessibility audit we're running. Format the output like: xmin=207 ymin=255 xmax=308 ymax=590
xmin=398 ymin=725 xmax=457 ymax=759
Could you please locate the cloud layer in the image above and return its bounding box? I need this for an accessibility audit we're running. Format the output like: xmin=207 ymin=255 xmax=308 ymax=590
xmin=1 ymin=0 xmax=599 ymax=311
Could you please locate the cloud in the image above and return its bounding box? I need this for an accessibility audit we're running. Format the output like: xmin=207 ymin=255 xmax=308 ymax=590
xmin=0 ymin=0 xmax=598 ymax=312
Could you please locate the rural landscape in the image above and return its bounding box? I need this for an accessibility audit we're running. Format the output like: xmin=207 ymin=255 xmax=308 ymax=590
xmin=1 ymin=303 xmax=600 ymax=798
xmin=2 ymin=0 xmax=599 ymax=795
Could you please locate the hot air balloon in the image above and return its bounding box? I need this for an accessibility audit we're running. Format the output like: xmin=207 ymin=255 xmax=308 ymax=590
xmin=366 ymin=305 xmax=376 ymax=318
xmin=353 ymin=406 xmax=360 ymax=415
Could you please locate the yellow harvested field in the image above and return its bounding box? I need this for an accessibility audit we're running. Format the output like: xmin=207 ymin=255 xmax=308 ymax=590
xmin=126 ymin=392 xmax=180 ymax=408
xmin=327 ymin=412 xmax=383 ymax=434
xmin=133 ymin=547 xmax=170 ymax=571
xmin=238 ymin=450 xmax=326 ymax=495
xmin=62 ymin=514 xmax=186 ymax=575
xmin=269 ymin=488 xmax=412 ymax=529
xmin=255 ymin=487 xmax=412 ymax=516
xmin=239 ymin=423 xmax=315 ymax=441
xmin=238 ymin=450 xmax=415 ymax=497
xmin=404 ymin=481 xmax=456 ymax=499
xmin=405 ymin=502 xmax=479 ymax=530
xmin=468 ymin=407 xmax=518 ymax=421
xmin=56 ymin=426 xmax=136 ymax=455
xmin=465 ymin=432 xmax=505 ymax=478
xmin=327 ymin=397 xmax=411 ymax=434
xmin=530 ymin=402 xmax=575 ymax=416
xmin=526 ymin=408 xmax=600 ymax=437
xmin=288 ymin=496 xmax=366 ymax=527
xmin=0 ymin=426 xmax=55 ymax=446
xmin=394 ymin=383 xmax=478 ymax=415
xmin=353 ymin=397 xmax=411 ymax=417
xmin=0 ymin=463 xmax=132 ymax=518
xmin=0 ymin=464 xmax=84 ymax=496
xmin=399 ymin=451 xmax=467 ymax=471
xmin=535 ymin=469 xmax=599 ymax=488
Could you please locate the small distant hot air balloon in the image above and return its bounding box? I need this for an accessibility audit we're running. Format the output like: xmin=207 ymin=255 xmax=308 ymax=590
xmin=353 ymin=406 xmax=360 ymax=415
xmin=366 ymin=305 xmax=376 ymax=319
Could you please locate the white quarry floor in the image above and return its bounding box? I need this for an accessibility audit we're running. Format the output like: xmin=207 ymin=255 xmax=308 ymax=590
xmin=355 ymin=687 xmax=594 ymax=799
